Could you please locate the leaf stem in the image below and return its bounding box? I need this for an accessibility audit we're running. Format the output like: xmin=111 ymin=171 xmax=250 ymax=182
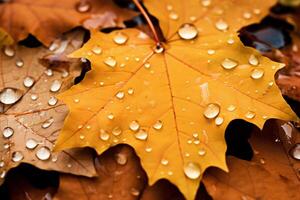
xmin=132 ymin=0 xmax=161 ymax=45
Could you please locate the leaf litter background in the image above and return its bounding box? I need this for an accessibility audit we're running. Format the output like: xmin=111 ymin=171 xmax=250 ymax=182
xmin=0 ymin=0 xmax=300 ymax=200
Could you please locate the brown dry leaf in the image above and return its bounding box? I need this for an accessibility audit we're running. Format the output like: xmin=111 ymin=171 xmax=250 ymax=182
xmin=0 ymin=0 xmax=136 ymax=46
xmin=202 ymin=120 xmax=300 ymax=200
xmin=53 ymin=145 xmax=147 ymax=200
xmin=0 ymin=31 xmax=96 ymax=185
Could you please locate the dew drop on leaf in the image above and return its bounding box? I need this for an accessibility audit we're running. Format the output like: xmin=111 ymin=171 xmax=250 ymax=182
xmin=0 ymin=88 xmax=23 ymax=105
xmin=36 ymin=146 xmax=51 ymax=161
xmin=113 ymin=32 xmax=128 ymax=45
xmin=227 ymin=104 xmax=236 ymax=112
xmin=91 ymin=46 xmax=102 ymax=55
xmin=0 ymin=171 xmax=6 ymax=179
xmin=161 ymin=158 xmax=169 ymax=165
xmin=42 ymin=118 xmax=54 ymax=129
xmin=221 ymin=58 xmax=238 ymax=69
xmin=15 ymin=58 xmax=24 ymax=67
xmin=76 ymin=0 xmax=91 ymax=13
xmin=48 ymin=96 xmax=58 ymax=106
xmin=215 ymin=116 xmax=224 ymax=126
xmin=130 ymin=188 xmax=140 ymax=196
xmin=11 ymin=151 xmax=24 ymax=162
xmin=207 ymin=49 xmax=215 ymax=55
xmin=30 ymin=94 xmax=38 ymax=101
xmin=201 ymin=0 xmax=211 ymax=7
xmin=144 ymin=62 xmax=151 ymax=69
xmin=3 ymin=127 xmax=14 ymax=138
xmin=115 ymin=153 xmax=127 ymax=165
xmin=104 ymin=57 xmax=117 ymax=67
xmin=198 ymin=149 xmax=206 ymax=156
xmin=50 ymin=80 xmax=62 ymax=92
xmin=129 ymin=120 xmax=140 ymax=132
xmin=154 ymin=44 xmax=164 ymax=54
xmin=23 ymin=76 xmax=35 ymax=88
xmin=26 ymin=138 xmax=38 ymax=150
xmin=169 ymin=11 xmax=179 ymax=20
xmin=134 ymin=129 xmax=148 ymax=141
xmin=184 ymin=162 xmax=201 ymax=180
xmin=178 ymin=23 xmax=198 ymax=40
xmin=127 ymin=88 xmax=134 ymax=95
xmin=99 ymin=129 xmax=110 ymax=141
xmin=251 ymin=68 xmax=264 ymax=79
xmin=290 ymin=143 xmax=300 ymax=160
xmin=116 ymin=91 xmax=125 ymax=99
xmin=4 ymin=46 xmax=15 ymax=57
xmin=112 ymin=126 xmax=122 ymax=136
xmin=107 ymin=113 xmax=114 ymax=120
xmin=215 ymin=20 xmax=229 ymax=31
xmin=153 ymin=120 xmax=163 ymax=130
xmin=203 ymin=103 xmax=220 ymax=119
xmin=45 ymin=69 xmax=53 ymax=77
xmin=245 ymin=111 xmax=256 ymax=119
xmin=249 ymin=54 xmax=259 ymax=66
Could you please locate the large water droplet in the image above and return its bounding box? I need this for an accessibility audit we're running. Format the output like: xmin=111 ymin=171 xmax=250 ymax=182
xmin=23 ymin=76 xmax=35 ymax=88
xmin=203 ymin=103 xmax=220 ymax=119
xmin=3 ymin=127 xmax=14 ymax=138
xmin=76 ymin=0 xmax=91 ymax=13
xmin=153 ymin=120 xmax=163 ymax=130
xmin=42 ymin=118 xmax=54 ymax=129
xmin=290 ymin=143 xmax=300 ymax=160
xmin=0 ymin=88 xmax=23 ymax=105
xmin=104 ymin=57 xmax=117 ymax=67
xmin=113 ymin=32 xmax=128 ymax=45
xmin=134 ymin=129 xmax=148 ymax=141
xmin=251 ymin=68 xmax=264 ymax=80
xmin=36 ymin=146 xmax=51 ymax=160
xmin=129 ymin=120 xmax=140 ymax=131
xmin=4 ymin=46 xmax=15 ymax=57
xmin=184 ymin=162 xmax=201 ymax=180
xmin=115 ymin=153 xmax=127 ymax=165
xmin=26 ymin=138 xmax=38 ymax=149
xmin=100 ymin=129 xmax=110 ymax=141
xmin=178 ymin=23 xmax=198 ymax=40
xmin=12 ymin=151 xmax=24 ymax=162
xmin=48 ymin=96 xmax=58 ymax=106
xmin=249 ymin=54 xmax=259 ymax=66
xmin=215 ymin=20 xmax=229 ymax=31
xmin=50 ymin=80 xmax=62 ymax=92
xmin=221 ymin=58 xmax=238 ymax=69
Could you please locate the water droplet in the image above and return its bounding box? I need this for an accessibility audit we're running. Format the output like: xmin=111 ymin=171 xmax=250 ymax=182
xmin=30 ymin=94 xmax=38 ymax=101
xmin=76 ymin=1 xmax=91 ymax=13
xmin=104 ymin=57 xmax=117 ymax=67
xmin=100 ymin=129 xmax=110 ymax=141
xmin=169 ymin=11 xmax=179 ymax=20
xmin=154 ymin=44 xmax=164 ymax=54
xmin=3 ymin=127 xmax=14 ymax=138
xmin=207 ymin=49 xmax=215 ymax=55
xmin=134 ymin=129 xmax=148 ymax=140
xmin=15 ymin=58 xmax=24 ymax=67
xmin=249 ymin=54 xmax=259 ymax=66
xmin=107 ymin=113 xmax=114 ymax=120
xmin=153 ymin=120 xmax=163 ymax=130
xmin=0 ymin=171 xmax=6 ymax=179
xmin=23 ymin=76 xmax=35 ymax=88
xmin=251 ymin=68 xmax=264 ymax=80
xmin=50 ymin=80 xmax=62 ymax=92
xmin=145 ymin=147 xmax=152 ymax=152
xmin=61 ymin=70 xmax=69 ymax=78
xmin=42 ymin=118 xmax=54 ymax=129
xmin=36 ymin=146 xmax=51 ymax=160
xmin=130 ymin=188 xmax=140 ymax=196
xmin=243 ymin=12 xmax=252 ymax=19
xmin=198 ymin=149 xmax=206 ymax=156
xmin=116 ymin=91 xmax=125 ymax=99
xmin=12 ymin=151 xmax=24 ymax=162
xmin=113 ymin=32 xmax=128 ymax=45
xmin=184 ymin=162 xmax=201 ymax=179
xmin=4 ymin=46 xmax=15 ymax=57
xmin=48 ymin=96 xmax=58 ymax=106
xmin=215 ymin=20 xmax=229 ymax=31
xmin=201 ymin=0 xmax=211 ymax=7
xmin=0 ymin=161 xmax=4 ymax=167
xmin=0 ymin=88 xmax=23 ymax=105
xmin=161 ymin=158 xmax=169 ymax=165
xmin=178 ymin=23 xmax=198 ymax=40
xmin=245 ymin=111 xmax=255 ymax=119
xmin=115 ymin=153 xmax=127 ymax=165
xmin=127 ymin=88 xmax=134 ymax=95
xmin=260 ymin=158 xmax=265 ymax=164
xmin=79 ymin=135 xmax=85 ymax=140
xmin=112 ymin=127 xmax=122 ymax=136
xmin=45 ymin=69 xmax=53 ymax=76
xmin=221 ymin=58 xmax=238 ymax=69
xmin=227 ymin=105 xmax=236 ymax=112
xmin=215 ymin=116 xmax=224 ymax=126
xmin=203 ymin=103 xmax=220 ymax=119
xmin=290 ymin=143 xmax=300 ymax=160
xmin=26 ymin=138 xmax=38 ymax=149
xmin=129 ymin=120 xmax=140 ymax=131
xmin=92 ymin=46 xmax=102 ymax=55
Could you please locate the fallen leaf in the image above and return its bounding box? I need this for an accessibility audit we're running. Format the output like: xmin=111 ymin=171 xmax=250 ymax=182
xmin=0 ymin=28 xmax=13 ymax=48
xmin=54 ymin=0 xmax=297 ymax=199
xmin=0 ymin=0 xmax=136 ymax=45
xmin=0 ymin=31 xmax=96 ymax=185
xmin=54 ymin=145 xmax=147 ymax=200
xmin=202 ymin=120 xmax=300 ymax=199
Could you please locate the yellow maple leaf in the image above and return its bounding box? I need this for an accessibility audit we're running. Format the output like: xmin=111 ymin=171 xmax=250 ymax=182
xmin=55 ymin=0 xmax=297 ymax=199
